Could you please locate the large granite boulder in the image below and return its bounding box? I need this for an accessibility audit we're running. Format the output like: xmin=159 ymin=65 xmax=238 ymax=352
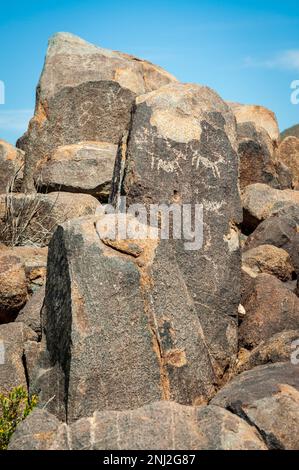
xmin=228 ymin=102 xmax=280 ymax=143
xmin=239 ymin=273 xmax=299 ymax=349
xmin=211 ymin=363 xmax=299 ymax=449
xmin=110 ymin=82 xmax=242 ymax=377
xmin=34 ymin=141 xmax=117 ymax=201
xmin=39 ymin=215 xmax=217 ymax=423
xmin=8 ymin=401 xmax=266 ymax=450
xmin=242 ymin=244 xmax=295 ymax=281
xmin=17 ymin=32 xmax=177 ymax=190
xmin=241 ymin=183 xmax=299 ymax=231
xmin=0 ymin=322 xmax=37 ymax=394
xmin=0 ymin=140 xmax=24 ymax=192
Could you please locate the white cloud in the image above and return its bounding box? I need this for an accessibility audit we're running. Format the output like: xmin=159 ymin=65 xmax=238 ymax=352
xmin=244 ymin=50 xmax=299 ymax=71
xmin=0 ymin=109 xmax=33 ymax=132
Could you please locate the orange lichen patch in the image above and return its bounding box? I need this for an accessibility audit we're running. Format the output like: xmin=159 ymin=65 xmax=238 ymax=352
xmin=101 ymin=238 xmax=143 ymax=258
xmin=72 ymin=281 xmax=89 ymax=334
xmin=164 ymin=348 xmax=187 ymax=368
xmin=192 ymin=395 xmax=209 ymax=407
xmin=30 ymin=100 xmax=48 ymax=128
xmin=277 ymin=384 xmax=299 ymax=400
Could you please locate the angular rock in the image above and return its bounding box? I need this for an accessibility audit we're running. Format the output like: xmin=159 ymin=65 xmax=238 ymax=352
xmin=0 ymin=250 xmax=28 ymax=323
xmin=228 ymin=102 xmax=280 ymax=142
xmin=0 ymin=192 xmax=100 ymax=246
xmin=17 ymin=32 xmax=177 ymax=190
xmin=41 ymin=215 xmax=217 ymax=422
xmin=236 ymin=122 xmax=279 ymax=189
xmin=273 ymin=160 xmax=293 ymax=190
xmin=237 ymin=330 xmax=299 ymax=373
xmin=244 ymin=205 xmax=299 ymax=273
xmin=242 ymin=244 xmax=295 ymax=281
xmin=241 ymin=183 xmax=299 ymax=231
xmin=35 ymin=141 xmax=117 ymax=201
xmin=15 ymin=285 xmax=45 ymax=335
xmin=276 ymin=136 xmax=299 ymax=188
xmin=239 ymin=273 xmax=299 ymax=349
xmin=211 ymin=363 xmax=299 ymax=449
xmin=0 ymin=140 xmax=24 ymax=192
xmin=8 ymin=401 xmax=266 ymax=450
xmin=110 ymin=82 xmax=242 ymax=376
xmin=0 ymin=322 xmax=37 ymax=394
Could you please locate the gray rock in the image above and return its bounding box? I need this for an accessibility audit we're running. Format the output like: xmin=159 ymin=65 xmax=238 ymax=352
xmin=15 ymin=285 xmax=45 ymax=335
xmin=211 ymin=363 xmax=299 ymax=449
xmin=0 ymin=322 xmax=37 ymax=394
xmin=110 ymin=82 xmax=242 ymax=376
xmin=8 ymin=401 xmax=266 ymax=450
xmin=17 ymin=32 xmax=177 ymax=191
xmin=35 ymin=141 xmax=117 ymax=201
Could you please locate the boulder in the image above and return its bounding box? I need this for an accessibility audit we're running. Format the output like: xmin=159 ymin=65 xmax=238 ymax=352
xmin=8 ymin=401 xmax=266 ymax=450
xmin=239 ymin=273 xmax=299 ymax=349
xmin=236 ymin=122 xmax=280 ymax=189
xmin=15 ymin=285 xmax=45 ymax=335
xmin=0 ymin=250 xmax=28 ymax=323
xmin=281 ymin=123 xmax=299 ymax=140
xmin=35 ymin=141 xmax=117 ymax=201
xmin=211 ymin=363 xmax=299 ymax=449
xmin=244 ymin=205 xmax=299 ymax=273
xmin=237 ymin=330 xmax=299 ymax=373
xmin=110 ymin=82 xmax=242 ymax=376
xmin=228 ymin=102 xmax=280 ymax=142
xmin=0 ymin=322 xmax=37 ymax=394
xmin=40 ymin=215 xmax=217 ymax=422
xmin=0 ymin=140 xmax=24 ymax=192
xmin=242 ymin=244 xmax=295 ymax=281
xmin=276 ymin=136 xmax=299 ymax=188
xmin=0 ymin=192 xmax=100 ymax=246
xmin=17 ymin=32 xmax=177 ymax=190
xmin=241 ymin=183 xmax=299 ymax=231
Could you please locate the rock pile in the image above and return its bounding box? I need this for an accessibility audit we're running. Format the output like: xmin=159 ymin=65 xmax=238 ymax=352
xmin=1 ymin=32 xmax=299 ymax=450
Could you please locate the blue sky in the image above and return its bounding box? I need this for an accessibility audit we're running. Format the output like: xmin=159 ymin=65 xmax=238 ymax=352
xmin=0 ymin=0 xmax=299 ymax=144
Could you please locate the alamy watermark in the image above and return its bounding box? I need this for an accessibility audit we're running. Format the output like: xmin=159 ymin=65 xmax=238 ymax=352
xmin=95 ymin=197 xmax=204 ymax=251
xmin=0 ymin=80 xmax=4 ymax=104
xmin=290 ymin=80 xmax=299 ymax=105
xmin=0 ymin=340 xmax=5 ymax=365
xmin=291 ymin=339 xmax=299 ymax=365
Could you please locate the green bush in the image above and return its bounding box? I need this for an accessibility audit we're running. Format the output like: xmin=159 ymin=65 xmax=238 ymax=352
xmin=0 ymin=386 xmax=38 ymax=450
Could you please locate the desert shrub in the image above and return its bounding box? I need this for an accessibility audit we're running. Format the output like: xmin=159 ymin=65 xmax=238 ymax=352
xmin=0 ymin=386 xmax=38 ymax=450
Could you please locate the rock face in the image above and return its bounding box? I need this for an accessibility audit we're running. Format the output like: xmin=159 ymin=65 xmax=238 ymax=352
xmin=0 ymin=250 xmax=28 ymax=323
xmin=40 ymin=215 xmax=217 ymax=423
xmin=239 ymin=273 xmax=299 ymax=349
xmin=110 ymin=82 xmax=242 ymax=377
xmin=242 ymin=244 xmax=295 ymax=281
xmin=241 ymin=183 xmax=299 ymax=230
xmin=8 ymin=401 xmax=267 ymax=450
xmin=276 ymin=136 xmax=299 ymax=188
xmin=0 ymin=192 xmax=100 ymax=246
xmin=17 ymin=32 xmax=177 ymax=191
xmin=244 ymin=205 xmax=299 ymax=273
xmin=211 ymin=363 xmax=299 ymax=449
xmin=236 ymin=122 xmax=280 ymax=189
xmin=228 ymin=102 xmax=280 ymax=142
xmin=15 ymin=285 xmax=45 ymax=336
xmin=35 ymin=141 xmax=117 ymax=201
xmin=0 ymin=140 xmax=24 ymax=192
xmin=0 ymin=322 xmax=37 ymax=394
xmin=237 ymin=330 xmax=299 ymax=373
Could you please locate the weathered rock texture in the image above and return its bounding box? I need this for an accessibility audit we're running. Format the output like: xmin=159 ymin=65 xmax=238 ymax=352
xmin=40 ymin=215 xmax=217 ymax=423
xmin=239 ymin=273 xmax=299 ymax=349
xmin=15 ymin=285 xmax=45 ymax=336
xmin=242 ymin=244 xmax=295 ymax=281
xmin=211 ymin=363 xmax=299 ymax=449
xmin=8 ymin=401 xmax=266 ymax=450
xmin=0 ymin=322 xmax=37 ymax=394
xmin=276 ymin=136 xmax=299 ymax=189
xmin=110 ymin=82 xmax=242 ymax=377
xmin=228 ymin=102 xmax=280 ymax=142
xmin=0 ymin=140 xmax=24 ymax=192
xmin=35 ymin=141 xmax=117 ymax=201
xmin=17 ymin=32 xmax=177 ymax=190
xmin=0 ymin=192 xmax=99 ymax=246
